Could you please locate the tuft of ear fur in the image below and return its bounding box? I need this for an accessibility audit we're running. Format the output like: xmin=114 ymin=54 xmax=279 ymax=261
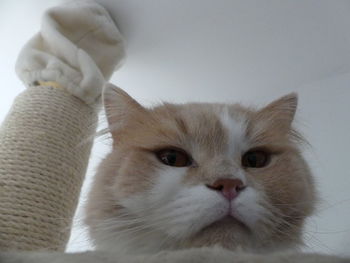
xmin=256 ymin=93 xmax=298 ymax=131
xmin=103 ymin=83 xmax=146 ymax=139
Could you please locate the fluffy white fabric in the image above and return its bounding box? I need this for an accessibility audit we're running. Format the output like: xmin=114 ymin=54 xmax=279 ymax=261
xmin=15 ymin=0 xmax=125 ymax=104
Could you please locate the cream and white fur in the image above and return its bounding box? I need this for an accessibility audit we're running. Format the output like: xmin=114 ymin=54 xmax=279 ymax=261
xmin=86 ymin=84 xmax=314 ymax=253
xmin=1 ymin=84 xmax=348 ymax=263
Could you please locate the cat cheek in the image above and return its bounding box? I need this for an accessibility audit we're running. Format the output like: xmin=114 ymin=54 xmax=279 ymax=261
xmin=149 ymin=167 xmax=188 ymax=204
xmin=119 ymin=167 xmax=187 ymax=214
xmin=119 ymin=194 xmax=148 ymax=215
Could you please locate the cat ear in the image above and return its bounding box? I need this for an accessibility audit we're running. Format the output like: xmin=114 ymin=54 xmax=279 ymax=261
xmin=103 ymin=83 xmax=146 ymax=137
xmin=256 ymin=93 xmax=298 ymax=131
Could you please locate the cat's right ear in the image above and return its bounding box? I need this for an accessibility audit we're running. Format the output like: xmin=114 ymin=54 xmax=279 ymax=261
xmin=103 ymin=83 xmax=146 ymax=138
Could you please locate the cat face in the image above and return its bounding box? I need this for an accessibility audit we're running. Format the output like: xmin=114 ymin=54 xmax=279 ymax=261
xmin=85 ymin=84 xmax=316 ymax=253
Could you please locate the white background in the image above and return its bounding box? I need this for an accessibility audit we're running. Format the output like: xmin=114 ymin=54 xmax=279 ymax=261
xmin=1 ymin=0 xmax=349 ymax=256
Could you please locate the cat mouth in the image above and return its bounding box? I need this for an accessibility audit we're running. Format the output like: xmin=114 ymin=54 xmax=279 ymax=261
xmin=196 ymin=201 xmax=251 ymax=235
xmin=222 ymin=203 xmax=248 ymax=227
xmin=218 ymin=214 xmax=247 ymax=227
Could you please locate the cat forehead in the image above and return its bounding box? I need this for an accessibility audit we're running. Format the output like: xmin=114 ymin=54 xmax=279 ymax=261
xmin=158 ymin=102 xmax=248 ymax=129
xmin=151 ymin=103 xmax=249 ymax=152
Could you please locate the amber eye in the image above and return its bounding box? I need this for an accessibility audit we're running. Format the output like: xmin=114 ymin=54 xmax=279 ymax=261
xmin=156 ymin=148 xmax=192 ymax=167
xmin=242 ymin=150 xmax=270 ymax=168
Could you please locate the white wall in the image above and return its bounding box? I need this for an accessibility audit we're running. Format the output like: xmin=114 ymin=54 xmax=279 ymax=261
xmin=1 ymin=0 xmax=349 ymax=256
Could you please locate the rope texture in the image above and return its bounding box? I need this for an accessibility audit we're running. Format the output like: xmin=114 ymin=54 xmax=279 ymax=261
xmin=0 ymin=86 xmax=98 ymax=251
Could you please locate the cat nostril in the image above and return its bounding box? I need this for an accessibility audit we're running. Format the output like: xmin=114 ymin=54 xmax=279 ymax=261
xmin=206 ymin=184 xmax=223 ymax=191
xmin=236 ymin=184 xmax=246 ymax=192
xmin=206 ymin=178 xmax=245 ymax=201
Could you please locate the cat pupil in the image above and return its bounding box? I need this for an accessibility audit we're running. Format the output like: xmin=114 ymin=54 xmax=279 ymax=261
xmin=166 ymin=152 xmax=177 ymax=165
xmin=248 ymin=154 xmax=257 ymax=167
xmin=242 ymin=150 xmax=269 ymax=168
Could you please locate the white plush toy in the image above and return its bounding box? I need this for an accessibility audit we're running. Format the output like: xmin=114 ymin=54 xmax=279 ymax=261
xmin=0 ymin=0 xmax=125 ymax=251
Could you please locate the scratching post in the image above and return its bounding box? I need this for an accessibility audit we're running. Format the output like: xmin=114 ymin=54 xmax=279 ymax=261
xmin=0 ymin=0 xmax=125 ymax=251
xmin=0 ymin=86 xmax=98 ymax=250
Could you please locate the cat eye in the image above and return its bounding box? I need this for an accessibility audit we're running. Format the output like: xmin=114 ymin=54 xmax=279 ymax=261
xmin=156 ymin=148 xmax=192 ymax=167
xmin=242 ymin=150 xmax=270 ymax=168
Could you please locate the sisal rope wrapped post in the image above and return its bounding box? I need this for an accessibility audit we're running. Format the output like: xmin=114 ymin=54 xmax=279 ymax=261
xmin=0 ymin=0 xmax=125 ymax=251
xmin=0 ymin=85 xmax=98 ymax=250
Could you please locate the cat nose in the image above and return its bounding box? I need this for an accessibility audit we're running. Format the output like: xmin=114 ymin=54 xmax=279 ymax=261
xmin=206 ymin=178 xmax=246 ymax=201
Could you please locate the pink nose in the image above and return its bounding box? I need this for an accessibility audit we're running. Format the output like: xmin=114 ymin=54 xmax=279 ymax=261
xmin=206 ymin=178 xmax=245 ymax=201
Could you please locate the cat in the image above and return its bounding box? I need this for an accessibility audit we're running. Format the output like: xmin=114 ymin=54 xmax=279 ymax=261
xmin=85 ymin=84 xmax=316 ymax=254
xmin=1 ymin=84 xmax=348 ymax=263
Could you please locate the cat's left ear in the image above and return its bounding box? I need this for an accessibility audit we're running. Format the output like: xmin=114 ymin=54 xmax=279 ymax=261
xmin=256 ymin=93 xmax=298 ymax=131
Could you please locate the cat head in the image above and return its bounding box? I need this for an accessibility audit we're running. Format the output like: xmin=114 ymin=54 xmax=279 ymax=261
xmin=85 ymin=84 xmax=316 ymax=253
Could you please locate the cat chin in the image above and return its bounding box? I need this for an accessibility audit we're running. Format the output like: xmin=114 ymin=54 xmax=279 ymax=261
xmin=199 ymin=215 xmax=251 ymax=239
xmin=179 ymin=216 xmax=253 ymax=250
xmin=178 ymin=216 xmax=297 ymax=253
